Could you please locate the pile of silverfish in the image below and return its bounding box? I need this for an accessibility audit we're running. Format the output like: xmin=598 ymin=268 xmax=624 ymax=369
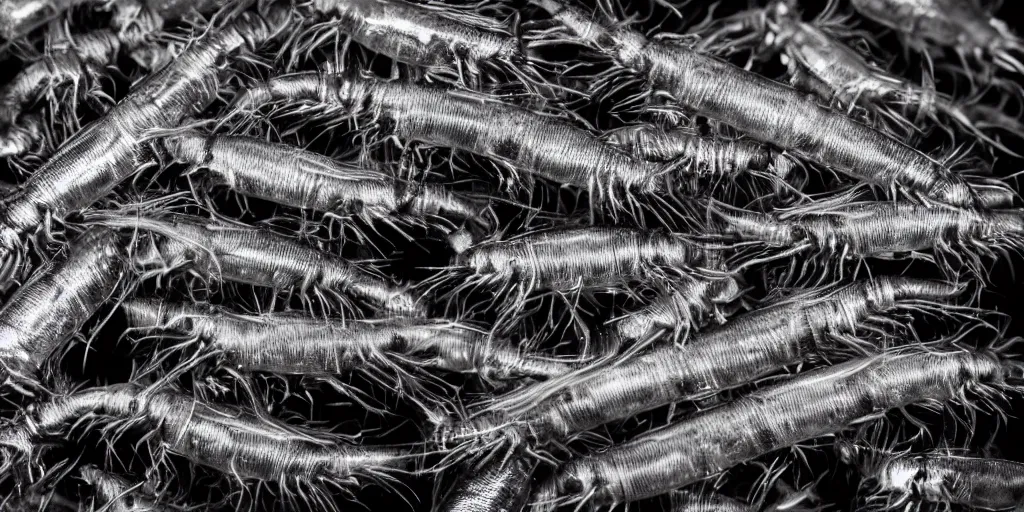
xmin=2 ymin=0 xmax=1024 ymax=510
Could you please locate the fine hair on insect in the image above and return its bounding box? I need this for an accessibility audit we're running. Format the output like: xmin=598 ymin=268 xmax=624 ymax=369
xmin=0 ymin=3 xmax=292 ymax=284
xmin=82 ymin=195 xmax=427 ymax=319
xmin=119 ymin=298 xmax=578 ymax=416
xmin=849 ymin=0 xmax=1024 ymax=89
xmin=433 ymin=276 xmax=965 ymax=469
xmin=0 ymin=0 xmax=230 ymax=160
xmin=0 ymin=226 xmax=130 ymax=397
xmin=433 ymin=448 xmax=536 ymax=512
xmin=223 ymin=71 xmax=742 ymax=224
xmin=599 ymin=273 xmax=746 ymax=352
xmin=602 ymin=122 xmax=807 ymax=204
xmin=78 ymin=464 xmax=170 ymax=512
xmin=3 ymin=1 xmax=1023 ymax=511
xmin=0 ymin=381 xmax=418 ymax=511
xmin=691 ymin=0 xmax=1024 ymax=159
xmin=523 ymin=0 xmax=1012 ymax=209
xmin=702 ymin=194 xmax=1024 ymax=285
xmin=529 ymin=342 xmax=1024 ymax=508
xmin=419 ymin=225 xmax=730 ymax=346
xmin=156 ymin=127 xmax=498 ymax=242
xmin=287 ymin=0 xmax=563 ymax=98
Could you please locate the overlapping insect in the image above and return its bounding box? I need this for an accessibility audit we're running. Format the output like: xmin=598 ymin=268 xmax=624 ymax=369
xmin=1 ymin=0 xmax=1023 ymax=511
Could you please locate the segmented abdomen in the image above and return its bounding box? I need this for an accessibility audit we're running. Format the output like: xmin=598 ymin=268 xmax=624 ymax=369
xmin=439 ymin=453 xmax=534 ymax=512
xmin=462 ymin=227 xmax=715 ymax=289
xmin=606 ymin=124 xmax=771 ymax=174
xmin=355 ymin=77 xmax=664 ymax=193
xmin=609 ymin=275 xmax=742 ymax=344
xmin=149 ymin=216 xmax=423 ymax=316
xmin=637 ymin=43 xmax=976 ymax=206
xmin=670 ymin=490 xmax=753 ymax=512
xmin=510 ymin=277 xmax=955 ymax=441
xmin=547 ymin=349 xmax=1004 ymax=504
xmin=1 ymin=8 xmax=288 ymax=253
xmin=781 ymin=21 xmax=906 ymax=104
xmin=26 ymin=383 xmax=409 ymax=482
xmin=167 ymin=133 xmax=400 ymax=216
xmin=318 ymin=0 xmax=512 ymax=68
xmin=876 ymin=454 xmax=1024 ymax=510
xmin=0 ymin=227 xmax=125 ymax=379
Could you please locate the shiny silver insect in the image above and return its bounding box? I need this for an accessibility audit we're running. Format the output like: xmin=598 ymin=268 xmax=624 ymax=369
xmin=162 ymin=130 xmax=494 ymax=236
xmin=526 ymin=0 xmax=1007 ymax=208
xmin=602 ymin=274 xmax=744 ymax=349
xmin=87 ymin=210 xmax=426 ymax=318
xmin=79 ymin=465 xmax=171 ymax=512
xmin=0 ymin=227 xmax=127 ymax=395
xmin=436 ymin=451 xmax=535 ymax=512
xmin=531 ymin=345 xmax=1021 ymax=508
xmin=670 ymin=485 xmax=819 ymax=512
xmin=0 ymin=0 xmax=224 ymax=158
xmin=0 ymin=31 xmax=119 ymax=158
xmin=230 ymin=72 xmax=732 ymax=216
xmin=838 ymin=439 xmax=1024 ymax=511
xmin=605 ymin=121 xmax=799 ymax=169
xmin=0 ymin=0 xmax=86 ymax=40
xmin=0 ymin=383 xmax=413 ymax=507
xmin=121 ymin=298 xmax=571 ymax=391
xmin=694 ymin=1 xmax=1024 ymax=157
xmin=0 ymin=5 xmax=289 ymax=283
xmin=438 ymin=277 xmax=959 ymax=457
xmin=295 ymin=0 xmax=553 ymax=93
xmin=851 ymin=0 xmax=1024 ymax=79
xmin=426 ymin=226 xmax=726 ymax=336
xmin=707 ymin=198 xmax=1024 ymax=282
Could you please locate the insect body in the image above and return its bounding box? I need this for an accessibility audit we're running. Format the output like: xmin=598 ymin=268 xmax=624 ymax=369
xmin=851 ymin=0 xmax=1024 ymax=77
xmin=121 ymin=298 xmax=569 ymax=382
xmin=839 ymin=440 xmax=1024 ymax=511
xmin=603 ymin=123 xmax=800 ymax=198
xmin=163 ymin=131 xmax=491 ymax=233
xmin=753 ymin=4 xmax=1024 ymax=157
xmin=6 ymin=383 xmax=411 ymax=485
xmin=0 ymin=0 xmax=225 ymax=158
xmin=451 ymin=226 xmax=720 ymax=292
xmin=0 ymin=31 xmax=120 ymax=158
xmin=866 ymin=453 xmax=1024 ymax=510
xmin=0 ymin=0 xmax=90 ymax=40
xmin=708 ymin=200 xmax=1024 ymax=279
xmin=438 ymin=452 xmax=535 ymax=512
xmin=527 ymin=0 xmax=1003 ymax=208
xmin=670 ymin=490 xmax=755 ymax=512
xmin=440 ymin=277 xmax=958 ymax=450
xmin=0 ymin=6 xmax=288 ymax=281
xmin=605 ymin=124 xmax=787 ymax=175
xmin=233 ymin=73 xmax=719 ymax=211
xmin=79 ymin=465 xmax=170 ymax=512
xmin=604 ymin=274 xmax=743 ymax=348
xmin=92 ymin=212 xmax=426 ymax=317
xmin=531 ymin=347 xmax=1018 ymax=506
xmin=0 ymin=227 xmax=127 ymax=392
xmin=436 ymin=226 xmax=725 ymax=332
xmin=300 ymin=0 xmax=549 ymax=91
xmin=0 ymin=0 xmax=222 ymax=41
